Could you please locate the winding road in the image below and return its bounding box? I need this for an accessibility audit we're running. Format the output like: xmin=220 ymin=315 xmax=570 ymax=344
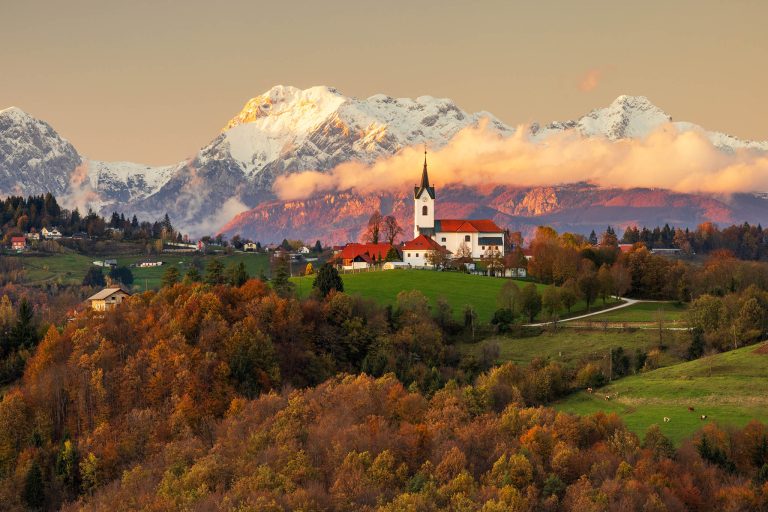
xmin=525 ymin=298 xmax=640 ymax=327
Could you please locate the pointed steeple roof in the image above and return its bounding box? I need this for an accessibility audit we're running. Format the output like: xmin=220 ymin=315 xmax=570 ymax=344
xmin=414 ymin=148 xmax=435 ymax=199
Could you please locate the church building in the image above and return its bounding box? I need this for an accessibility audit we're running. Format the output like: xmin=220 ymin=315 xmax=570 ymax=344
xmin=413 ymin=154 xmax=505 ymax=259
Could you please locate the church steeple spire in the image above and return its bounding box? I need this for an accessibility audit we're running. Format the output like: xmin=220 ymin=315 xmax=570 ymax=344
xmin=414 ymin=145 xmax=435 ymax=199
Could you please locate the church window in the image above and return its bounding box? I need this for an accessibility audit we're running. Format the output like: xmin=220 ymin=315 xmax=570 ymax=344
xmin=464 ymin=235 xmax=470 ymax=242
xmin=441 ymin=237 xmax=446 ymax=242
xmin=422 ymin=205 xmax=428 ymax=216
xmin=482 ymin=246 xmax=485 ymax=250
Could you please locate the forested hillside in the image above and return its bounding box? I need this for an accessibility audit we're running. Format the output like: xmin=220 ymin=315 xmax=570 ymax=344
xmin=0 ymin=280 xmax=766 ymax=510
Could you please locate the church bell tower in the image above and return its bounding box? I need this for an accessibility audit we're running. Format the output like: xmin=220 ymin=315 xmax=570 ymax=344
xmin=413 ymin=149 xmax=435 ymax=238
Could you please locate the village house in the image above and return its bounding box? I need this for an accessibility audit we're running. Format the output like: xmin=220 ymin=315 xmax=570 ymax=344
xmin=402 ymin=234 xmax=451 ymax=268
xmin=86 ymin=286 xmax=131 ymax=312
xmin=41 ymin=227 xmax=62 ymax=239
xmin=25 ymin=231 xmax=40 ymax=241
xmin=412 ymin=153 xmax=505 ymax=258
xmin=243 ymin=242 xmax=259 ymax=252
xmin=137 ymin=261 xmax=163 ymax=268
xmin=11 ymin=237 xmax=27 ymax=251
xmin=334 ymin=243 xmax=396 ymax=270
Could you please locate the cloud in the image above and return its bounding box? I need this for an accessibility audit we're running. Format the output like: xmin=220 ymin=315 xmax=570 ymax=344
xmin=273 ymin=120 xmax=768 ymax=200
xmin=62 ymin=161 xmax=101 ymax=212
xmin=579 ymin=68 xmax=603 ymax=92
xmin=183 ymin=196 xmax=250 ymax=238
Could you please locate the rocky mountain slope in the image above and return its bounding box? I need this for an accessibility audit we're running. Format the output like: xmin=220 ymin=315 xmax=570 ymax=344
xmin=2 ymin=87 xmax=767 ymax=238
xmin=221 ymin=183 xmax=768 ymax=244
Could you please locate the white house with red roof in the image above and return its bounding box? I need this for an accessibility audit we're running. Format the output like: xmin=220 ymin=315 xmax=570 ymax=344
xmin=413 ymin=153 xmax=505 ymax=259
xmin=334 ymin=243 xmax=396 ymax=270
xmin=402 ymin=234 xmax=451 ymax=267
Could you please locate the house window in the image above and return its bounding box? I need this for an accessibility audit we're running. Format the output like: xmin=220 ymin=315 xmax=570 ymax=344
xmin=407 ymin=253 xmax=411 ymax=257
xmin=416 ymin=253 xmax=419 ymax=257
xmin=482 ymin=246 xmax=485 ymax=250
xmin=464 ymin=235 xmax=470 ymax=242
xmin=441 ymin=237 xmax=446 ymax=242
xmin=422 ymin=205 xmax=428 ymax=216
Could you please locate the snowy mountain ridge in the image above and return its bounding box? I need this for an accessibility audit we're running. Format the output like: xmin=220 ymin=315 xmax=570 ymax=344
xmin=1 ymin=87 xmax=767 ymax=235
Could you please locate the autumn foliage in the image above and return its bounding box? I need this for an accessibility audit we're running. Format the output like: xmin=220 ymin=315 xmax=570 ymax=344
xmin=0 ymin=281 xmax=766 ymax=510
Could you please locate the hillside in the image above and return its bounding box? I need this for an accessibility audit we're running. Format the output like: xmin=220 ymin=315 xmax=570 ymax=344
xmin=555 ymin=342 xmax=768 ymax=443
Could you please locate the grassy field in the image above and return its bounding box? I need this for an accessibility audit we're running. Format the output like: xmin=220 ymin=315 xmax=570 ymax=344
xmin=555 ymin=342 xmax=768 ymax=443
xmin=16 ymin=252 xmax=272 ymax=290
xmin=465 ymin=327 xmax=689 ymax=368
xmin=291 ymin=269 xmax=619 ymax=323
xmin=587 ymin=301 xmax=688 ymax=324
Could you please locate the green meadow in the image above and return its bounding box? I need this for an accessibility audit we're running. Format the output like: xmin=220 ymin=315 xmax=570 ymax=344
xmin=555 ymin=342 xmax=768 ymax=444
xmin=15 ymin=252 xmax=271 ymax=290
xmin=587 ymin=301 xmax=688 ymax=325
xmin=465 ymin=327 xmax=689 ymax=369
xmin=291 ymin=269 xmax=619 ymax=323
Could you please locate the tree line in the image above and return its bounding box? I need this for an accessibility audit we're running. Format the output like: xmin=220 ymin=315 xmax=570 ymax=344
xmin=0 ymin=194 xmax=179 ymax=242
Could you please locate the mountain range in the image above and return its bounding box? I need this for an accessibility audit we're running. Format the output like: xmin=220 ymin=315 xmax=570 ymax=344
xmin=2 ymin=86 xmax=768 ymax=242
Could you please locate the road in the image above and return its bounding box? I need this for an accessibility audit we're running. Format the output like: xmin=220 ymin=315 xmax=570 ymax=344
xmin=525 ymin=298 xmax=640 ymax=327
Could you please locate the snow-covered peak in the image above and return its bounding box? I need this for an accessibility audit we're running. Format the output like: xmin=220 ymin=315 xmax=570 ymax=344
xmin=0 ymin=106 xmax=81 ymax=196
xmin=577 ymin=95 xmax=672 ymax=140
xmin=224 ymin=85 xmax=347 ymax=131
xmin=218 ymin=85 xmax=513 ymax=177
xmin=0 ymin=106 xmax=29 ymax=120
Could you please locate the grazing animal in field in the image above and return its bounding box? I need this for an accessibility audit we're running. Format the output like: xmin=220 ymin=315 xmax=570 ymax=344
xmin=688 ymin=406 xmax=695 ymax=412
xmin=663 ymin=417 xmax=671 ymax=423
xmin=604 ymin=395 xmax=611 ymax=401
xmin=701 ymin=415 xmax=708 ymax=420
xmin=587 ymin=387 xmax=593 ymax=394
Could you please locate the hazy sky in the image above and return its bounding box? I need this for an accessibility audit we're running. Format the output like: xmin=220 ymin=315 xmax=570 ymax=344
xmin=2 ymin=0 xmax=766 ymax=165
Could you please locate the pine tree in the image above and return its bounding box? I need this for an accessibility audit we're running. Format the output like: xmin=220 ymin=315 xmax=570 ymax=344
xmin=313 ymin=263 xmax=344 ymax=297
xmin=205 ymin=259 xmax=226 ymax=285
xmin=22 ymin=461 xmax=45 ymax=510
xmin=228 ymin=262 xmax=249 ymax=287
xmin=162 ymin=266 xmax=180 ymax=287
xmin=271 ymin=255 xmax=295 ymax=297
xmin=82 ymin=267 xmax=106 ymax=287
xmin=10 ymin=298 xmax=37 ymax=351
xmin=184 ymin=267 xmax=202 ymax=284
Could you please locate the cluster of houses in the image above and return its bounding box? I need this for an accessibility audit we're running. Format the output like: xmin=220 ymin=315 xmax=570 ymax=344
xmin=328 ymin=156 xmax=526 ymax=276
xmin=7 ymin=226 xmax=92 ymax=252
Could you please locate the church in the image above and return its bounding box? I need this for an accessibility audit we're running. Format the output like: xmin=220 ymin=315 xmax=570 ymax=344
xmin=412 ymin=153 xmax=505 ymax=260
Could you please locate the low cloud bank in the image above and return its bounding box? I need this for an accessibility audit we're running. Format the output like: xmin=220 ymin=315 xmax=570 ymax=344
xmin=273 ymin=121 xmax=768 ymax=201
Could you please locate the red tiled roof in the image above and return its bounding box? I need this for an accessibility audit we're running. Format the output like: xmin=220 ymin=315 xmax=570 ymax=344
xmin=337 ymin=243 xmax=394 ymax=261
xmin=402 ymin=235 xmax=451 ymax=253
xmin=436 ymin=219 xmax=503 ymax=233
xmin=11 ymin=237 xmax=26 ymax=243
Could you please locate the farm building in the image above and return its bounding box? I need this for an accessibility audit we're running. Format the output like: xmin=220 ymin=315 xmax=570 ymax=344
xmin=86 ymin=286 xmax=131 ymax=312
xmin=334 ymin=243 xmax=396 ymax=270
xmin=11 ymin=237 xmax=27 ymax=251
xmin=402 ymin=234 xmax=451 ymax=268
xmin=41 ymin=227 xmax=62 ymax=239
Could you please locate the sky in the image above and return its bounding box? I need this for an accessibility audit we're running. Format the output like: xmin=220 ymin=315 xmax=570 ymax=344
xmin=1 ymin=0 xmax=766 ymax=165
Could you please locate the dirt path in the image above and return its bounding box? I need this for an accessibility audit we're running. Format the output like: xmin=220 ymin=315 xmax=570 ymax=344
xmin=525 ymin=298 xmax=640 ymax=327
